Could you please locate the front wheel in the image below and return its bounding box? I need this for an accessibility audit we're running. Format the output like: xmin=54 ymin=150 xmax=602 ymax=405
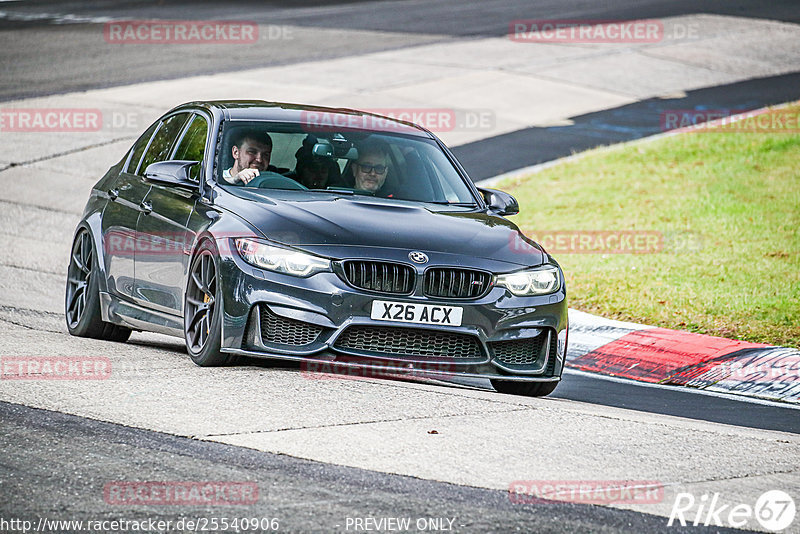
xmin=184 ymin=240 xmax=236 ymax=366
xmin=65 ymin=228 xmax=131 ymax=342
xmin=491 ymin=380 xmax=558 ymax=397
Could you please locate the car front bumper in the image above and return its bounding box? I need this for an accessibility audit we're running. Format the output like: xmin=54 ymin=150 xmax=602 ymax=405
xmin=218 ymin=247 xmax=568 ymax=382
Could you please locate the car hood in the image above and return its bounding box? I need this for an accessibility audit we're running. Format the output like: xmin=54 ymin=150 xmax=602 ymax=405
xmin=220 ymin=189 xmax=544 ymax=269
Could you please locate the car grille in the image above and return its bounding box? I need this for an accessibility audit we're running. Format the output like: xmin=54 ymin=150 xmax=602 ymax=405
xmin=424 ymin=268 xmax=492 ymax=299
xmin=341 ymin=260 xmax=415 ymax=294
xmin=490 ymin=332 xmax=549 ymax=366
xmin=334 ymin=326 xmax=483 ymax=359
xmin=259 ymin=305 xmax=324 ymax=346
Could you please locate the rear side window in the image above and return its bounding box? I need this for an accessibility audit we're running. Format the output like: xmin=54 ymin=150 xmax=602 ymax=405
xmin=125 ymin=121 xmax=159 ymax=174
xmin=173 ymin=115 xmax=208 ymax=180
xmin=137 ymin=113 xmax=191 ymax=176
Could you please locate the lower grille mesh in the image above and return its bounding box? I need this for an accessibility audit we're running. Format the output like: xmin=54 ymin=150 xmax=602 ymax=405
xmin=490 ymin=333 xmax=547 ymax=366
xmin=259 ymin=305 xmax=323 ymax=346
xmin=335 ymin=326 xmax=482 ymax=359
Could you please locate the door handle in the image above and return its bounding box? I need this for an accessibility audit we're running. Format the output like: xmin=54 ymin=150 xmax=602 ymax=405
xmin=108 ymin=188 xmax=119 ymax=200
xmin=139 ymin=200 xmax=153 ymax=214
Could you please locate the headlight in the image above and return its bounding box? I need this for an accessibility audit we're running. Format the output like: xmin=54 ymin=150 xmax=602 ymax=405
xmin=234 ymin=238 xmax=330 ymax=277
xmin=496 ymin=266 xmax=561 ymax=296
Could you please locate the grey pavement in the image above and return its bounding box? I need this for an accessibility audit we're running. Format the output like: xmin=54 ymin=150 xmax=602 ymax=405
xmin=2 ymin=0 xmax=800 ymax=101
xmin=2 ymin=14 xmax=799 ymax=163
xmin=1 ymin=401 xmax=749 ymax=534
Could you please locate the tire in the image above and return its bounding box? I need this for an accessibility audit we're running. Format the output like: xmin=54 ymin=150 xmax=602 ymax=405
xmin=184 ymin=240 xmax=237 ymax=366
xmin=65 ymin=229 xmax=132 ymax=342
xmin=491 ymin=380 xmax=559 ymax=397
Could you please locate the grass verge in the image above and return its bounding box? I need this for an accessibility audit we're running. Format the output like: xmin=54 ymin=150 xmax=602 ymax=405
xmin=502 ymin=104 xmax=800 ymax=347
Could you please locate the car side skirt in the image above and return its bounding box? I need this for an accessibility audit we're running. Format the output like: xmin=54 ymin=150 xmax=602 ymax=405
xmin=100 ymin=291 xmax=184 ymax=337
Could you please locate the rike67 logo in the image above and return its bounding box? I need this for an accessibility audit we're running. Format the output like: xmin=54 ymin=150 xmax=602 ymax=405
xmin=668 ymin=490 xmax=796 ymax=531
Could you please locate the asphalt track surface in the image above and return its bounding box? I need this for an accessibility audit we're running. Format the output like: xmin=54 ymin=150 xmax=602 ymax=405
xmin=2 ymin=401 xmax=748 ymax=534
xmin=3 ymin=0 xmax=800 ymax=101
xmin=454 ymin=71 xmax=800 ymax=179
xmin=3 ymin=1 xmax=800 ymax=179
xmin=1 ymin=1 xmax=799 ymax=532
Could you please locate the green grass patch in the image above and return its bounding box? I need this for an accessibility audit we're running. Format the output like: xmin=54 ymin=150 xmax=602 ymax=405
xmin=502 ymin=105 xmax=800 ymax=347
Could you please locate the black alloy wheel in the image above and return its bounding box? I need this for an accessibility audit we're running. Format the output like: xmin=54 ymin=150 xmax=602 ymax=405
xmin=184 ymin=240 xmax=235 ymax=366
xmin=65 ymin=229 xmax=131 ymax=341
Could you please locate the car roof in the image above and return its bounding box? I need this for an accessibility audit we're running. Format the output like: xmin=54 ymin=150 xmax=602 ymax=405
xmin=174 ymin=100 xmax=435 ymax=138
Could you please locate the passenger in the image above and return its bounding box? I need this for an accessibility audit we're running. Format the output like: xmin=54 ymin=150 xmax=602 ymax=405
xmin=222 ymin=129 xmax=276 ymax=186
xmin=348 ymin=138 xmax=392 ymax=194
xmin=287 ymin=136 xmax=341 ymax=189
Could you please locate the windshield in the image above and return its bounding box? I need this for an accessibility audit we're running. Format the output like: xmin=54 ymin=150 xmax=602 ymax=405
xmin=216 ymin=121 xmax=478 ymax=205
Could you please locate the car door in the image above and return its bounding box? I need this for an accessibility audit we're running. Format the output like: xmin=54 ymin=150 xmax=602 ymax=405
xmin=100 ymin=121 xmax=158 ymax=299
xmin=133 ymin=112 xmax=207 ymax=315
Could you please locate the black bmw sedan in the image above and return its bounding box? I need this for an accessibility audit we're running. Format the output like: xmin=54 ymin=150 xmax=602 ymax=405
xmin=65 ymin=101 xmax=568 ymax=396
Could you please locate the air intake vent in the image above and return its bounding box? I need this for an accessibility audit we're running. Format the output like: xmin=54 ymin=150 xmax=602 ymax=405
xmin=335 ymin=326 xmax=483 ymax=360
xmin=259 ymin=305 xmax=323 ymax=346
xmin=490 ymin=335 xmax=546 ymax=366
xmin=545 ymin=331 xmax=558 ymax=376
xmin=341 ymin=261 xmax=415 ymax=294
xmin=424 ymin=268 xmax=492 ymax=299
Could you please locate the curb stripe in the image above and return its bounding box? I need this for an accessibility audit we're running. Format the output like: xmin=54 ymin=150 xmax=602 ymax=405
xmin=569 ymin=327 xmax=767 ymax=383
xmin=565 ymin=310 xmax=799 ymax=404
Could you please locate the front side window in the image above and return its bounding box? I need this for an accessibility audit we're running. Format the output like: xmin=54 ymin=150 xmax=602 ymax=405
xmin=173 ymin=115 xmax=208 ymax=181
xmin=137 ymin=113 xmax=191 ymax=176
xmin=125 ymin=121 xmax=160 ymax=174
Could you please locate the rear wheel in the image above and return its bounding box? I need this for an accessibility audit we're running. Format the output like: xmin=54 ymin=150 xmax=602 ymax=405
xmin=65 ymin=229 xmax=131 ymax=342
xmin=184 ymin=240 xmax=237 ymax=366
xmin=491 ymin=380 xmax=558 ymax=397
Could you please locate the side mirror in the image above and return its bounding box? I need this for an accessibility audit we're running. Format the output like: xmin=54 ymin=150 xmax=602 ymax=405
xmin=478 ymin=187 xmax=519 ymax=216
xmin=144 ymin=160 xmax=200 ymax=188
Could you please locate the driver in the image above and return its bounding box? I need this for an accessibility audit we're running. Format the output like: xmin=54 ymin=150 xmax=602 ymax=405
xmin=222 ymin=129 xmax=276 ymax=185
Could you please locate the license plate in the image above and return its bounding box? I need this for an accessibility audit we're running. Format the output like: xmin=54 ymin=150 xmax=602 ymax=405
xmin=370 ymin=300 xmax=463 ymax=327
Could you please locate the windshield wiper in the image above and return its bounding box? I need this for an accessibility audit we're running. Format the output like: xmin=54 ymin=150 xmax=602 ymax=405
xmin=426 ymin=201 xmax=478 ymax=206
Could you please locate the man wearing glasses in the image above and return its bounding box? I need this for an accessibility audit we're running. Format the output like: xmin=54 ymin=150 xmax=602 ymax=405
xmin=351 ymin=139 xmax=390 ymax=194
